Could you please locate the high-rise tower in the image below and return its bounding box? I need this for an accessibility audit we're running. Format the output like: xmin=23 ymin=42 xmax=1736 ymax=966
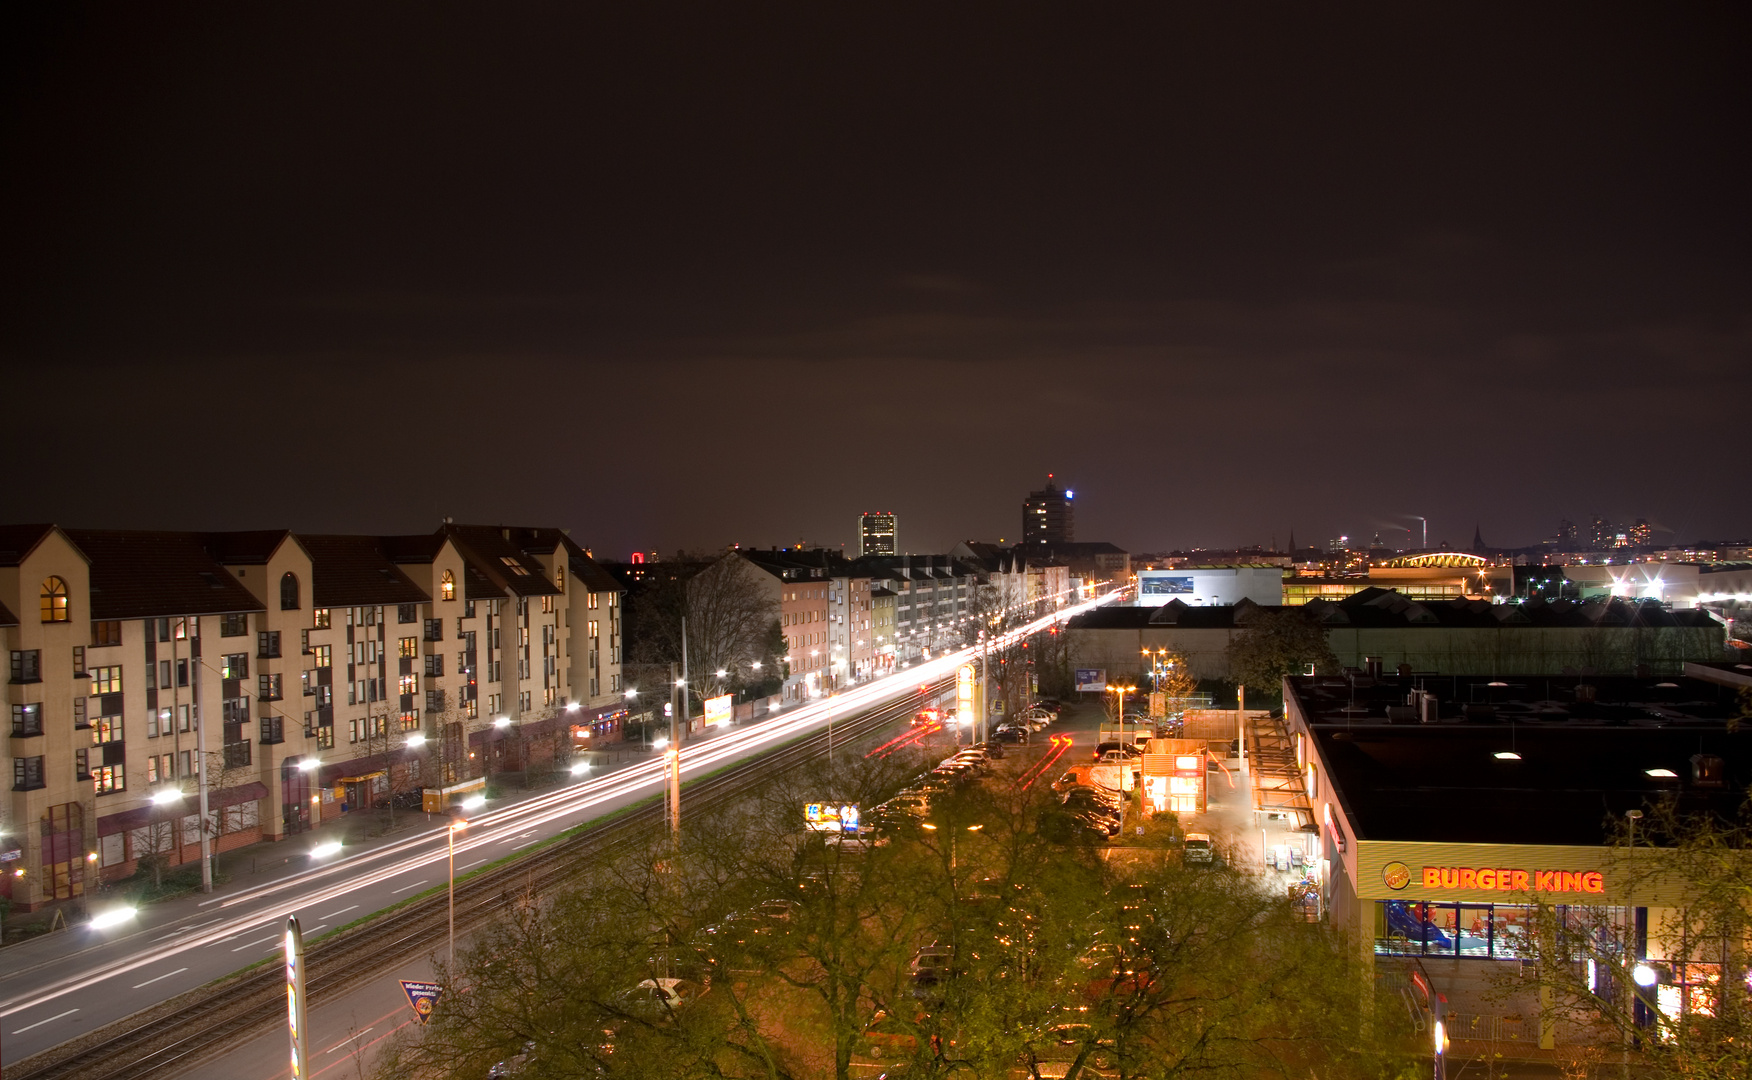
xmin=859 ymin=511 xmax=897 ymax=556
xmin=1022 ymin=476 xmax=1074 ymax=545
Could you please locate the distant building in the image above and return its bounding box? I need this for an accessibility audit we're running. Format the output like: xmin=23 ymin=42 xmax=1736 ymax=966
xmin=1137 ymin=565 xmax=1282 ymax=607
xmin=859 ymin=512 xmax=897 ymax=557
xmin=1022 ymin=477 xmax=1074 ymax=546
xmin=1067 ymin=589 xmax=1727 ymax=684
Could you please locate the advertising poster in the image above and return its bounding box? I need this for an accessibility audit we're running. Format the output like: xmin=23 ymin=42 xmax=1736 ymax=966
xmin=1074 ymin=668 xmax=1107 ymax=693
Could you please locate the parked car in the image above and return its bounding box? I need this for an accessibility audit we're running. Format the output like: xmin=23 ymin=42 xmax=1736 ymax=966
xmin=1183 ymin=832 xmax=1215 ymax=865
xmin=1093 ymin=741 xmax=1142 ymax=760
xmin=992 ymin=724 xmax=1029 ymax=743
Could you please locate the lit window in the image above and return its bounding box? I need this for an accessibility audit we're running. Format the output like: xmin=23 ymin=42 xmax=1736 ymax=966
xmin=40 ymin=577 xmax=69 ymax=623
xmin=90 ymin=666 xmax=123 ymax=694
xmin=500 ymin=557 xmax=530 ymax=577
xmin=92 ymin=764 xmax=124 ymax=794
xmin=312 ymin=608 xmax=331 ymax=629
xmin=441 ymin=570 xmax=456 ymax=601
xmin=399 ymin=637 xmax=418 ymax=659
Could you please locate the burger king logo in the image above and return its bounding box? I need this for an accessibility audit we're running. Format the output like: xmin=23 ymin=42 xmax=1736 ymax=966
xmin=1382 ymin=861 xmax=1411 ymax=891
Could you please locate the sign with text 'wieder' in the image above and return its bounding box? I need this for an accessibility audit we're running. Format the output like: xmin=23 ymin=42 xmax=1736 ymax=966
xmin=400 ymin=980 xmax=443 ymax=1024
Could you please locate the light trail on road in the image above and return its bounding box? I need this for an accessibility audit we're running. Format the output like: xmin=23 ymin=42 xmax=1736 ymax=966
xmin=0 ymin=591 xmax=1117 ymax=1024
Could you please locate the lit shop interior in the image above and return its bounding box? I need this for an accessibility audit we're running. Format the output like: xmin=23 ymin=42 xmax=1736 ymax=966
xmin=1277 ymin=669 xmax=1751 ymax=1031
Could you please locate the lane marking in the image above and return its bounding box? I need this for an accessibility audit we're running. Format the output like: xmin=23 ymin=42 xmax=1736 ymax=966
xmin=304 ymin=924 xmax=327 ymax=935
xmin=511 ymin=839 xmax=540 ymax=850
xmin=321 ymin=905 xmax=358 ymax=919
xmin=309 ymin=1018 xmax=414 ymax=1078
xmin=232 ymin=935 xmax=279 ymax=953
xmin=460 ymin=859 xmax=487 ymax=870
xmin=154 ymin=918 xmax=222 ymax=941
xmin=390 ymin=880 xmax=429 ymax=895
xmin=324 ymin=1026 xmax=375 ymax=1053
xmin=130 ymin=968 xmax=189 ymax=989
xmin=12 ymin=1008 xmax=78 ymax=1034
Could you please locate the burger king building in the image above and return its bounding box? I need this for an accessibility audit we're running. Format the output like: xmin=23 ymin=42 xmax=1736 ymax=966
xmin=1278 ymin=670 xmax=1748 ymax=1020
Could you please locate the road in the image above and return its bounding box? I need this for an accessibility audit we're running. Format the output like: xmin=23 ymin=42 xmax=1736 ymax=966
xmin=0 ymin=591 xmax=1115 ymax=1070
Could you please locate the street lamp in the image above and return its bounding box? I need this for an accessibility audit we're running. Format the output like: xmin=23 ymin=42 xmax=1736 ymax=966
xmin=920 ymin=821 xmax=983 ymax=878
xmin=1106 ymin=684 xmax=1137 ymax=747
xmin=447 ymin=818 xmax=468 ymax=966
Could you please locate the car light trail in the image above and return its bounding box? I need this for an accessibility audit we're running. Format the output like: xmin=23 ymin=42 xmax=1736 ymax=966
xmin=1019 ymin=735 xmax=1074 ymax=791
xmin=0 ymin=591 xmax=1118 ymax=1018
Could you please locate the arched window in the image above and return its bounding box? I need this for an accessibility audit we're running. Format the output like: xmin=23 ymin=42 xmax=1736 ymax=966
xmin=441 ymin=569 xmax=456 ymax=602
xmin=280 ymin=572 xmax=300 ymax=611
xmin=40 ymin=576 xmax=69 ymax=623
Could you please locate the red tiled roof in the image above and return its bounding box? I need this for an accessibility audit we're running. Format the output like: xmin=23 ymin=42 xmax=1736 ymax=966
xmin=295 ymin=535 xmax=432 ymax=608
xmin=62 ymin=529 xmax=265 ymax=620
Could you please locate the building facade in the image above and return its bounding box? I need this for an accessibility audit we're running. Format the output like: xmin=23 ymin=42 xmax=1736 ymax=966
xmin=1022 ymin=479 xmax=1075 ymax=546
xmin=858 ymin=512 xmax=897 ymax=557
xmin=1 ymin=522 xmax=623 ymax=912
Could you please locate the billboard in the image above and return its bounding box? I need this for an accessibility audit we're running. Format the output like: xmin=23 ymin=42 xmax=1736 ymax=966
xmin=804 ymin=803 xmax=862 ymax=833
xmin=1140 ymin=575 xmax=1195 ymax=595
xmin=704 ymin=694 xmax=733 ymax=727
xmin=1074 ymin=668 xmax=1107 ymax=693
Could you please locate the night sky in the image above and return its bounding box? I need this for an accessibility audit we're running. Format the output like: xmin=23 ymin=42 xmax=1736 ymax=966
xmin=4 ymin=6 xmax=1747 ymax=557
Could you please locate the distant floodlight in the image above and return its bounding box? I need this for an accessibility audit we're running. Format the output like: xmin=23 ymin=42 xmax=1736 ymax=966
xmin=1494 ymin=751 xmax=1521 ymax=760
xmin=570 ymin=761 xmax=590 ymax=776
xmin=151 ymin=788 xmax=186 ymax=806
xmin=751 ymin=662 xmax=762 ymax=670
xmin=1645 ymin=768 xmax=1678 ymax=778
xmin=310 ymin=841 xmax=343 ymax=859
xmin=462 ymin=794 xmax=487 ymax=810
xmin=625 ymin=688 xmax=638 ymax=698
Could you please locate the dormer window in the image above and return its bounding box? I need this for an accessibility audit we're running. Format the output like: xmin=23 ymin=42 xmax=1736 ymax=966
xmin=441 ymin=570 xmax=457 ymax=601
xmin=40 ymin=576 xmax=69 ymax=623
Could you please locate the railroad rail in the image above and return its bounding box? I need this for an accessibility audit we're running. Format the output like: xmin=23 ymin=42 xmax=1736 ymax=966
xmin=11 ymin=679 xmax=951 ymax=1080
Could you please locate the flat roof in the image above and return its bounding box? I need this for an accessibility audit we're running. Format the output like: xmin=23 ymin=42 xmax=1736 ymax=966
xmin=1288 ymin=674 xmax=1751 ymax=847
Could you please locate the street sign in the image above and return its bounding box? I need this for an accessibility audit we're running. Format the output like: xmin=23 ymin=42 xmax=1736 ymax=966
xmin=400 ymin=980 xmax=443 ymax=1024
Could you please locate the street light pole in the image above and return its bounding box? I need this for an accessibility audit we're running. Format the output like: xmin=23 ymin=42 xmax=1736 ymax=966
xmin=446 ymin=818 xmax=466 ymax=966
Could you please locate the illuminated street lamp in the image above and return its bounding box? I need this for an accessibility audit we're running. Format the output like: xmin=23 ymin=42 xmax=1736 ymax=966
xmin=1106 ymin=683 xmax=1138 ymax=747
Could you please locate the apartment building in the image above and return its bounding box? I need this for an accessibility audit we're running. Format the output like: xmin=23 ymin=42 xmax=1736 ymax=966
xmin=1 ymin=522 xmax=622 ymax=912
xmin=827 ymin=574 xmax=875 ymax=682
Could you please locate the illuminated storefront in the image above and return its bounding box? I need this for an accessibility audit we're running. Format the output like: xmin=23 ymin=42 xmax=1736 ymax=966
xmin=1281 ymin=670 xmax=1751 ymax=1039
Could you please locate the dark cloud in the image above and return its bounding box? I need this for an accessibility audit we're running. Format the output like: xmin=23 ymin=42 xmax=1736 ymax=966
xmin=2 ymin=4 xmax=1747 ymax=556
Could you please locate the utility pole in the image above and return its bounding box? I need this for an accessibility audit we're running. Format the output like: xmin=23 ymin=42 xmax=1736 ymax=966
xmin=667 ymin=616 xmax=686 ymax=842
xmin=979 ymin=628 xmax=989 ymax=745
xmin=191 ymin=623 xmax=213 ymax=894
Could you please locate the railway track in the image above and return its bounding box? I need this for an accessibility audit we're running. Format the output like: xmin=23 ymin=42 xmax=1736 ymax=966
xmin=11 ymin=679 xmax=952 ymax=1080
